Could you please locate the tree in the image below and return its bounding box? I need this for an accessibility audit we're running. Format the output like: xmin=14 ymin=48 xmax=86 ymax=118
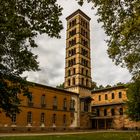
xmin=77 ymin=0 xmax=140 ymax=121
xmin=115 ymin=82 xmax=124 ymax=86
xmin=91 ymin=81 xmax=97 ymax=89
xmin=0 ymin=0 xmax=63 ymax=117
xmin=126 ymin=79 xmax=140 ymax=121
xmin=78 ymin=0 xmax=140 ymax=80
xmin=56 ymin=82 xmax=64 ymax=89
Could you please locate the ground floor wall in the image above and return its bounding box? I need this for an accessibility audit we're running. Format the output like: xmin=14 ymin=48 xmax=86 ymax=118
xmin=80 ymin=112 xmax=92 ymax=129
xmin=0 ymin=107 xmax=79 ymax=132
xmin=91 ymin=115 xmax=140 ymax=130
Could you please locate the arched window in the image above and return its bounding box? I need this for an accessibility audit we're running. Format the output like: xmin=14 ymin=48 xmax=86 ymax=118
xmin=81 ymin=78 xmax=84 ymax=85
xmin=71 ymin=49 xmax=74 ymax=55
xmin=74 ymin=48 xmax=76 ymax=54
xmin=68 ymin=60 xmax=70 ymax=67
xmin=73 ymin=68 xmax=76 ymax=74
xmin=68 ymin=79 xmax=71 ymax=86
xmin=71 ymin=59 xmax=73 ymax=65
xmin=86 ymin=79 xmax=88 ymax=86
xmin=81 ymin=68 xmax=84 ymax=74
xmin=68 ymin=50 xmax=71 ymax=56
xmin=86 ymin=70 xmax=88 ymax=76
xmin=72 ymin=77 xmax=75 ymax=85
xmin=73 ymin=58 xmax=76 ymax=65
xmin=68 ymin=69 xmax=71 ymax=76
xmin=74 ymin=38 xmax=76 ymax=45
xmin=27 ymin=111 xmax=32 ymax=124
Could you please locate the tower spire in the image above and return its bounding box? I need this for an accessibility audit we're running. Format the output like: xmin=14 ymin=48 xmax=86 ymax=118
xmin=64 ymin=9 xmax=92 ymax=96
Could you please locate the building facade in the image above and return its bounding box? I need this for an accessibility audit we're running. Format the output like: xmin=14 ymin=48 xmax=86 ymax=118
xmin=91 ymin=86 xmax=140 ymax=129
xmin=0 ymin=9 xmax=140 ymax=132
xmin=0 ymin=84 xmax=80 ymax=132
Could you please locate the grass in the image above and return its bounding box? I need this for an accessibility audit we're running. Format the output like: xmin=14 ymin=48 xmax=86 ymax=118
xmin=0 ymin=132 xmax=140 ymax=140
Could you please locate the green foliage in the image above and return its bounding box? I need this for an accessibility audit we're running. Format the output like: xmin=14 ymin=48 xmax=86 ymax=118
xmin=126 ymin=79 xmax=140 ymax=121
xmin=77 ymin=0 xmax=140 ymax=121
xmin=91 ymin=81 xmax=97 ymax=89
xmin=56 ymin=82 xmax=64 ymax=89
xmin=78 ymin=0 xmax=140 ymax=80
xmin=91 ymin=81 xmax=105 ymax=90
xmin=0 ymin=0 xmax=63 ymax=116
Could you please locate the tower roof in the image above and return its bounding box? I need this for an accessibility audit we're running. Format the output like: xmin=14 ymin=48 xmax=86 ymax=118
xmin=66 ymin=9 xmax=91 ymax=21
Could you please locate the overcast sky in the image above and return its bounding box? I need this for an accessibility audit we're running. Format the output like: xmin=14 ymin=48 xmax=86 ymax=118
xmin=24 ymin=0 xmax=131 ymax=87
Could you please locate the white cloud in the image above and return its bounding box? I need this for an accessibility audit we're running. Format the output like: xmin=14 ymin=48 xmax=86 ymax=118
xmin=24 ymin=0 xmax=131 ymax=87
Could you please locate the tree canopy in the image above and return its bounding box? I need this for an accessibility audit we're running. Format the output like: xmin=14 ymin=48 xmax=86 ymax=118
xmin=78 ymin=0 xmax=140 ymax=121
xmin=0 ymin=0 xmax=63 ymax=117
xmin=56 ymin=82 xmax=64 ymax=89
xmin=78 ymin=0 xmax=140 ymax=80
xmin=126 ymin=79 xmax=140 ymax=121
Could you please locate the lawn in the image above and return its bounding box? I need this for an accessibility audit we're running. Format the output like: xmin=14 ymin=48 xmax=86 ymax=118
xmin=0 ymin=132 xmax=140 ymax=140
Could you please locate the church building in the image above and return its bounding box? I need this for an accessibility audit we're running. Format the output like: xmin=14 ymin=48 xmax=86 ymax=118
xmin=0 ymin=9 xmax=140 ymax=132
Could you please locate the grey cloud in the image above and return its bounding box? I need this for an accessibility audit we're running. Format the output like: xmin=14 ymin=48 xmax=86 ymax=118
xmin=24 ymin=0 xmax=131 ymax=87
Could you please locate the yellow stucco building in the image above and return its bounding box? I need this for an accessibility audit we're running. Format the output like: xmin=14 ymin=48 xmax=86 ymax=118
xmin=0 ymin=9 xmax=140 ymax=132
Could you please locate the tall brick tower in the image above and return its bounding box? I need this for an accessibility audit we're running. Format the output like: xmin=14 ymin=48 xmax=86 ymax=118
xmin=64 ymin=9 xmax=92 ymax=97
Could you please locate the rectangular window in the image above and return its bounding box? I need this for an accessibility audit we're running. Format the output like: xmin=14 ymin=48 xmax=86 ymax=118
xmin=63 ymin=115 xmax=66 ymax=126
xmin=96 ymin=109 xmax=100 ymax=116
xmin=41 ymin=95 xmax=46 ymax=107
xmin=27 ymin=112 xmax=32 ymax=124
xmin=84 ymin=102 xmax=89 ymax=112
xmin=63 ymin=98 xmax=67 ymax=110
xmin=105 ymin=94 xmax=108 ymax=100
xmin=53 ymin=96 xmax=57 ymax=110
xmin=112 ymin=93 xmax=114 ymax=99
xmin=52 ymin=114 xmax=56 ymax=124
xmin=81 ymin=101 xmax=84 ymax=112
xmin=119 ymin=108 xmax=123 ymax=115
xmin=73 ymin=68 xmax=76 ymax=74
xmin=104 ymin=109 xmax=107 ymax=116
xmin=119 ymin=92 xmax=122 ymax=98
xmin=111 ymin=109 xmax=115 ymax=116
xmin=70 ymin=99 xmax=75 ymax=111
xmin=40 ymin=113 xmax=45 ymax=123
xmin=81 ymin=68 xmax=84 ymax=74
xmin=27 ymin=93 xmax=33 ymax=107
xmin=12 ymin=113 xmax=16 ymax=124
xmin=98 ymin=95 xmax=101 ymax=101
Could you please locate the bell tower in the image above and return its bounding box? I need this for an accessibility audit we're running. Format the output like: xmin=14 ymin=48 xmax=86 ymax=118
xmin=64 ymin=9 xmax=92 ymax=96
